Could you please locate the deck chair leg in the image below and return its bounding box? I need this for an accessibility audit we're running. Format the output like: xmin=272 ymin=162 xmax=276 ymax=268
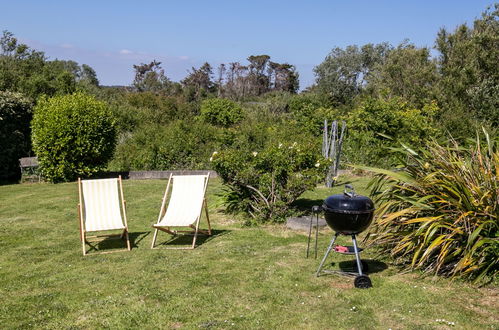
xmin=151 ymin=228 xmax=159 ymax=249
xmin=191 ymin=216 xmax=202 ymax=249
xmin=82 ymin=232 xmax=87 ymax=256
xmin=78 ymin=205 xmax=84 ymax=242
xmin=191 ymin=227 xmax=199 ymax=249
xmin=124 ymin=229 xmax=131 ymax=251
xmin=204 ymin=199 xmax=212 ymax=235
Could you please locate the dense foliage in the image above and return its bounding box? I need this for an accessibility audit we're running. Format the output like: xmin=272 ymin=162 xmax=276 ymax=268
xmin=0 ymin=31 xmax=98 ymax=100
xmin=109 ymin=120 xmax=221 ymax=171
xmin=362 ymin=132 xmax=498 ymax=283
xmin=435 ymin=5 xmax=499 ymax=133
xmin=343 ymin=97 xmax=439 ymax=166
xmin=0 ymin=91 xmax=32 ymax=181
xmin=314 ymin=5 xmax=498 ymax=137
xmin=200 ymin=98 xmax=243 ymax=127
xmin=314 ymin=43 xmax=391 ymax=106
xmin=32 ymin=93 xmax=116 ymax=182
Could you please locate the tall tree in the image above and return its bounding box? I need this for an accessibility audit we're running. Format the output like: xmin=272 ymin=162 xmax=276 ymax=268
xmin=367 ymin=41 xmax=439 ymax=107
xmin=218 ymin=55 xmax=300 ymax=99
xmin=80 ymin=64 xmax=99 ymax=86
xmin=0 ymin=31 xmax=98 ymax=98
xmin=216 ymin=63 xmax=226 ymax=97
xmin=247 ymin=55 xmax=271 ymax=95
xmin=269 ymin=62 xmax=299 ymax=93
xmin=181 ymin=62 xmax=214 ymax=99
xmin=132 ymin=60 xmax=170 ymax=92
xmin=435 ymin=4 xmax=499 ymax=130
xmin=314 ymin=43 xmax=391 ymax=105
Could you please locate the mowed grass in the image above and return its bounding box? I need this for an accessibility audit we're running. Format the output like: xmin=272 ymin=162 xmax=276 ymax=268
xmin=0 ymin=177 xmax=497 ymax=329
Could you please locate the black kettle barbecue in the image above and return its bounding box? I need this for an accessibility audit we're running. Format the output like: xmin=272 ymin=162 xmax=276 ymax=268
xmin=310 ymin=184 xmax=375 ymax=288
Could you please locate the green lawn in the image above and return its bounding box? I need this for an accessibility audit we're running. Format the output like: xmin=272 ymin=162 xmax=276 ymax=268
xmin=0 ymin=177 xmax=497 ymax=329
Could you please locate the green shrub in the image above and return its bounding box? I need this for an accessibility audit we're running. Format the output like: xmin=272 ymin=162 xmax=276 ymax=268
xmin=200 ymin=98 xmax=243 ymax=127
xmin=288 ymin=93 xmax=336 ymax=135
xmin=211 ymin=140 xmax=328 ymax=223
xmin=343 ymin=96 xmax=439 ymax=166
xmin=125 ymin=92 xmax=179 ymax=124
xmin=361 ymin=132 xmax=498 ymax=283
xmin=0 ymin=91 xmax=33 ymax=181
xmin=108 ymin=101 xmax=142 ymax=133
xmin=109 ymin=120 xmax=222 ymax=171
xmin=31 ymin=93 xmax=116 ymax=182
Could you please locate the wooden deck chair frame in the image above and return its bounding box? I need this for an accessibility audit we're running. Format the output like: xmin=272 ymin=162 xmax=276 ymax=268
xmin=151 ymin=173 xmax=212 ymax=249
xmin=78 ymin=176 xmax=131 ymax=256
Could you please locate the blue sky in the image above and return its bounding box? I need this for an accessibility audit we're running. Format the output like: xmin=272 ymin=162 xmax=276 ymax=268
xmin=0 ymin=1 xmax=493 ymax=89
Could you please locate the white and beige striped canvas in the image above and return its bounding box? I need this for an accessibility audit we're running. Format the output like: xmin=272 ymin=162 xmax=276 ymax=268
xmin=81 ymin=178 xmax=125 ymax=232
xmin=157 ymin=175 xmax=207 ymax=227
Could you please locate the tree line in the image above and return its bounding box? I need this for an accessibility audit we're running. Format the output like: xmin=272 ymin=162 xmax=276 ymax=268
xmin=132 ymin=54 xmax=299 ymax=99
xmin=0 ymin=4 xmax=497 ymax=182
xmin=312 ymin=4 xmax=498 ymax=134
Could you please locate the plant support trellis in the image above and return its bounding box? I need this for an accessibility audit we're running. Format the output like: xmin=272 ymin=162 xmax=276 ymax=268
xmin=322 ymin=120 xmax=346 ymax=187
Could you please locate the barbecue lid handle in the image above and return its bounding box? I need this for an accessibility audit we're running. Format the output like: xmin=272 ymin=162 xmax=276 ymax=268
xmin=344 ymin=184 xmax=356 ymax=198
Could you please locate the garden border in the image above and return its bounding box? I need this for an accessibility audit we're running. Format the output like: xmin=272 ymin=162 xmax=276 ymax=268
xmin=104 ymin=170 xmax=218 ymax=180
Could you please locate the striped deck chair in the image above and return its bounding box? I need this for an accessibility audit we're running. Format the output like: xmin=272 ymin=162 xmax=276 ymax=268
xmin=77 ymin=176 xmax=131 ymax=255
xmin=151 ymin=174 xmax=211 ymax=249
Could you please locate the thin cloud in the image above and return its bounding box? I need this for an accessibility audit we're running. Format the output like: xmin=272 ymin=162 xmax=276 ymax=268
xmin=17 ymin=38 xmax=230 ymax=85
xmin=60 ymin=43 xmax=74 ymax=49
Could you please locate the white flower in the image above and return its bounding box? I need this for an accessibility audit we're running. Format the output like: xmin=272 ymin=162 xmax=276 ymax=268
xmin=315 ymin=162 xmax=320 ymax=167
xmin=252 ymin=151 xmax=258 ymax=157
xmin=209 ymin=157 xmax=213 ymax=162
xmin=212 ymin=151 xmax=218 ymax=156
xmin=278 ymin=143 xmax=283 ymax=148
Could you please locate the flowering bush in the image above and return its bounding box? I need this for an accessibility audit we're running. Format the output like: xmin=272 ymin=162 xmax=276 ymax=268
xmin=211 ymin=141 xmax=328 ymax=222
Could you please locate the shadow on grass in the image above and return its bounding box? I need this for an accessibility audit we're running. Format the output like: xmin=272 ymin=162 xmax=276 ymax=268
xmin=334 ymin=259 xmax=388 ymax=275
xmin=129 ymin=231 xmax=151 ymax=248
xmin=154 ymin=229 xmax=230 ymax=248
xmin=86 ymin=231 xmax=149 ymax=253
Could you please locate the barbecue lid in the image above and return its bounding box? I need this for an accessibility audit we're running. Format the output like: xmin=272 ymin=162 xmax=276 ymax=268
xmin=322 ymin=184 xmax=374 ymax=214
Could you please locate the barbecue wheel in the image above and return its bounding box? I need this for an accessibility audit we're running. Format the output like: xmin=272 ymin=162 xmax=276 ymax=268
xmin=354 ymin=275 xmax=372 ymax=289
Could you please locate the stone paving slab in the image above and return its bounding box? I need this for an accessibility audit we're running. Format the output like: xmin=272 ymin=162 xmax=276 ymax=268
xmin=286 ymin=216 xmax=328 ymax=231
